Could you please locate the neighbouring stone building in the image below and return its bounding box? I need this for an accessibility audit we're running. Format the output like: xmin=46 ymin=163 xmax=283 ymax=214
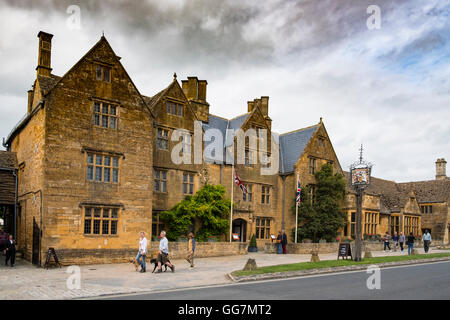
xmin=2 ymin=32 xmax=448 ymax=265
xmin=0 ymin=151 xmax=18 ymax=236
xmin=343 ymin=159 xmax=450 ymax=243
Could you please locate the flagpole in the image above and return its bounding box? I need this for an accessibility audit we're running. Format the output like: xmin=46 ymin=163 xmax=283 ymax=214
xmin=230 ymin=164 xmax=234 ymax=243
xmin=295 ymin=172 xmax=299 ymax=243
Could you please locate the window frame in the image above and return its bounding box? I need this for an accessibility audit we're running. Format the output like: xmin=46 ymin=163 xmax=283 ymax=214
xmin=84 ymin=206 xmax=119 ymax=236
xmin=166 ymin=101 xmax=184 ymax=117
xmin=95 ymin=65 xmax=111 ymax=83
xmin=86 ymin=153 xmax=120 ymax=184
xmin=255 ymin=217 xmax=271 ymax=240
xmin=157 ymin=128 xmax=169 ymax=150
xmin=154 ymin=169 xmax=168 ymax=193
xmin=261 ymin=185 xmax=270 ymax=204
xmin=93 ymin=101 xmax=118 ymax=130
xmin=183 ymin=172 xmax=194 ymax=195
xmin=243 ymin=183 xmax=253 ymax=202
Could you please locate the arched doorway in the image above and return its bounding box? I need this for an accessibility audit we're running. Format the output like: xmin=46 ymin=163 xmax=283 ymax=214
xmin=232 ymin=219 xmax=247 ymax=242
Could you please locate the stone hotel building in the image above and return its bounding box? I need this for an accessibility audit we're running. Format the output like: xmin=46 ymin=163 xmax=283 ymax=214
xmin=1 ymin=32 xmax=449 ymax=265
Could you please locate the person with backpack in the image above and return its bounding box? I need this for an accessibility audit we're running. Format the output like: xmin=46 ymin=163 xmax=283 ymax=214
xmin=407 ymin=232 xmax=415 ymax=255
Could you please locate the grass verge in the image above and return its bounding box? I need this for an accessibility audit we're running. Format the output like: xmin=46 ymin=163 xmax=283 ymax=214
xmin=232 ymin=252 xmax=450 ymax=277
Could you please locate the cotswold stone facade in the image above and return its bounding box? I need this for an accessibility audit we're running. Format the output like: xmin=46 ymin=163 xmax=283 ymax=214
xmin=343 ymin=160 xmax=450 ymax=243
xmin=3 ymin=32 xmax=449 ymax=265
xmin=5 ymin=32 xmax=153 ymax=265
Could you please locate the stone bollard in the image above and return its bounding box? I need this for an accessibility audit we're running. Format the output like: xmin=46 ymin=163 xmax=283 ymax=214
xmin=364 ymin=250 xmax=373 ymax=258
xmin=411 ymin=249 xmax=419 ymax=255
xmin=243 ymin=258 xmax=258 ymax=271
xmin=310 ymin=251 xmax=320 ymax=262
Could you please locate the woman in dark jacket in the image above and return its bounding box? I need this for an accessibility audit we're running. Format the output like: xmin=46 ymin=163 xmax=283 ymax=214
xmin=281 ymin=230 xmax=288 ymax=254
xmin=407 ymin=232 xmax=415 ymax=255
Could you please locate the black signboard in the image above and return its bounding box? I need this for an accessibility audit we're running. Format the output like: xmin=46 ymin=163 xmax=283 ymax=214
xmin=338 ymin=243 xmax=352 ymax=260
xmin=44 ymin=247 xmax=62 ymax=269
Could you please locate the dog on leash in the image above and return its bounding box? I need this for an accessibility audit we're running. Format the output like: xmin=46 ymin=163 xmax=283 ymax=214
xmin=129 ymin=258 xmax=140 ymax=272
xmin=149 ymin=258 xmax=169 ymax=273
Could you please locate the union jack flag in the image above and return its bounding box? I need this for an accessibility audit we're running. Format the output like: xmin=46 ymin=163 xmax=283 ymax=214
xmin=296 ymin=180 xmax=301 ymax=206
xmin=234 ymin=171 xmax=247 ymax=195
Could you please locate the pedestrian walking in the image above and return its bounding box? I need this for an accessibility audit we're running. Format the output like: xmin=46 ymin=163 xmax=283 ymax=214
xmin=157 ymin=231 xmax=175 ymax=273
xmin=5 ymin=235 xmax=16 ymax=267
xmin=422 ymin=230 xmax=432 ymax=253
xmin=137 ymin=232 xmax=147 ymax=273
xmin=407 ymin=232 xmax=415 ymax=255
xmin=393 ymin=232 xmax=399 ymax=251
xmin=276 ymin=231 xmax=282 ymax=254
xmin=399 ymin=232 xmax=406 ymax=253
xmin=383 ymin=232 xmax=392 ymax=252
xmin=281 ymin=229 xmax=288 ymax=254
xmin=186 ymin=232 xmax=196 ymax=268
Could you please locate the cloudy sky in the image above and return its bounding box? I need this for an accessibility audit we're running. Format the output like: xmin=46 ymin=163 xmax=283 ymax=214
xmin=0 ymin=0 xmax=449 ymax=182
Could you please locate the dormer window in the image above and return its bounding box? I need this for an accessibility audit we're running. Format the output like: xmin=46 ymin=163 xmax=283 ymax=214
xmin=166 ymin=101 xmax=183 ymax=116
xmin=96 ymin=65 xmax=111 ymax=82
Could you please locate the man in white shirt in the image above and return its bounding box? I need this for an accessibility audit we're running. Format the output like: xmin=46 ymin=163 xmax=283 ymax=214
xmin=422 ymin=230 xmax=432 ymax=253
xmin=157 ymin=231 xmax=175 ymax=273
xmin=137 ymin=232 xmax=147 ymax=273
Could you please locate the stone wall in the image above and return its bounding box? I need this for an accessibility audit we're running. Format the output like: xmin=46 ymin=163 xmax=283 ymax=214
xmin=50 ymin=242 xmax=248 ymax=265
xmin=264 ymin=240 xmax=445 ymax=254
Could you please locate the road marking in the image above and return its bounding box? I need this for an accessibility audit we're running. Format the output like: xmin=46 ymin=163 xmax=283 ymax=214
xmin=87 ymin=260 xmax=450 ymax=300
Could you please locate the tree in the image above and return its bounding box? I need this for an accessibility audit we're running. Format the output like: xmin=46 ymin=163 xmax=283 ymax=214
xmin=160 ymin=184 xmax=231 ymax=242
xmin=293 ymin=163 xmax=347 ymax=242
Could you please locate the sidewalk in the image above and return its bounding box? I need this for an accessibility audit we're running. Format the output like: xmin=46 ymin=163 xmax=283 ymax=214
xmin=0 ymin=247 xmax=448 ymax=300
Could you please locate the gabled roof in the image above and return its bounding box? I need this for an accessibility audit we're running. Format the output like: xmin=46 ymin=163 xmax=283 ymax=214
xmin=6 ymin=36 xmax=154 ymax=147
xmin=343 ymin=172 xmax=423 ymax=214
xmin=279 ymin=125 xmax=319 ymax=174
xmin=397 ymin=180 xmax=450 ymax=203
xmin=37 ymin=74 xmax=61 ymax=94
xmin=0 ymin=151 xmax=17 ymax=169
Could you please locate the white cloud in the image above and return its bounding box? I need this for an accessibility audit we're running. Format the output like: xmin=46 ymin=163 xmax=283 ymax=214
xmin=0 ymin=0 xmax=448 ymax=182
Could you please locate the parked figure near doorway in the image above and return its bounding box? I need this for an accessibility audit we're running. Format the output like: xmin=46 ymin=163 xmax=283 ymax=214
xmin=422 ymin=230 xmax=432 ymax=253
xmin=281 ymin=230 xmax=288 ymax=254
xmin=407 ymin=232 xmax=415 ymax=255
xmin=5 ymin=235 xmax=16 ymax=267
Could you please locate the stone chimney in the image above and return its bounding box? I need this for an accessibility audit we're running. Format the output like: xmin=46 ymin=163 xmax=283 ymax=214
xmin=181 ymin=76 xmax=209 ymax=122
xmin=247 ymin=96 xmax=269 ymax=117
xmin=436 ymin=158 xmax=447 ymax=180
xmin=36 ymin=31 xmax=53 ymax=77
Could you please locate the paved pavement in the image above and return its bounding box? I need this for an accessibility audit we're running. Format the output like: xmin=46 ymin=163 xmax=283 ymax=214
xmin=101 ymin=261 xmax=450 ymax=300
xmin=0 ymin=247 xmax=449 ymax=300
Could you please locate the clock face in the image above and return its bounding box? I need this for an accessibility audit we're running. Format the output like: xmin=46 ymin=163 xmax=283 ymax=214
xmin=352 ymin=168 xmax=370 ymax=185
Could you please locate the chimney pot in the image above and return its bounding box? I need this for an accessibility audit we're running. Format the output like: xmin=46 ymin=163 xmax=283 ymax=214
xmin=436 ymin=158 xmax=447 ymax=180
xmin=36 ymin=31 xmax=53 ymax=77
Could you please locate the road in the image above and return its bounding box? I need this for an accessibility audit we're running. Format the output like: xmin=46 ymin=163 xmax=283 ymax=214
xmin=96 ymin=261 xmax=450 ymax=300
